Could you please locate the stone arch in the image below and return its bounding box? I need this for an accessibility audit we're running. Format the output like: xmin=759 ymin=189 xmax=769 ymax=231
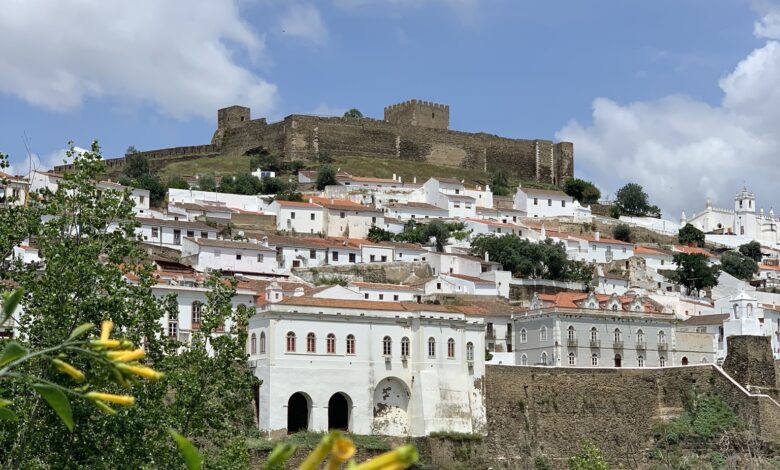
xmin=681 ymin=356 xmax=689 ymax=366
xmin=287 ymin=392 xmax=311 ymax=434
xmin=373 ymin=377 xmax=410 ymax=435
xmin=328 ymin=392 xmax=352 ymax=431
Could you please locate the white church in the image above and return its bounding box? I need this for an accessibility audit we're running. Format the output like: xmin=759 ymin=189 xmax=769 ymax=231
xmin=681 ymin=186 xmax=779 ymax=245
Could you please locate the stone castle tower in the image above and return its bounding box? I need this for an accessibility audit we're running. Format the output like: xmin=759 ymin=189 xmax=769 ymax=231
xmin=383 ymin=100 xmax=450 ymax=130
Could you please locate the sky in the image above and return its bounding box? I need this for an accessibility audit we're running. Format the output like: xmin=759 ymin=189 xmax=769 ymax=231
xmin=1 ymin=0 xmax=779 ymax=219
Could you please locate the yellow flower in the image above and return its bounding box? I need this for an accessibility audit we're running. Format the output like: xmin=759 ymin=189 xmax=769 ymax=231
xmin=100 ymin=320 xmax=114 ymax=341
xmin=116 ymin=364 xmax=164 ymax=380
xmin=300 ymin=431 xmax=337 ymax=470
xmin=52 ymin=358 xmax=85 ymax=382
xmin=85 ymin=392 xmax=135 ymax=406
xmin=352 ymin=445 xmax=418 ymax=470
xmin=90 ymin=339 xmax=122 ymax=349
xmin=107 ymin=348 xmax=145 ymax=362
xmin=326 ymin=437 xmax=356 ymax=470
xmin=93 ymin=400 xmax=117 ymax=415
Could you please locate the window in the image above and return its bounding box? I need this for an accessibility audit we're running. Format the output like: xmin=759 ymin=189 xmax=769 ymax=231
xmin=447 ymin=338 xmax=455 ymax=358
xmin=364 ymin=293 xmax=369 ymax=299
xmin=372 ymin=216 xmax=376 ymax=224
xmin=383 ymin=336 xmax=392 ymax=356
xmin=340 ymin=212 xmax=345 ymax=219
xmin=291 ymin=211 xmax=296 ymax=219
xmin=381 ymin=255 xmax=387 ymax=262
xmin=348 ymin=253 xmax=356 ymax=263
xmin=540 ymin=351 xmax=548 ymax=365
xmin=613 ymin=328 xmax=621 ymax=343
xmin=427 ymin=337 xmax=436 ymax=358
xmin=548 ymin=199 xmax=552 ymax=206
xmin=636 ymin=329 xmax=644 ymax=344
xmin=520 ymin=328 xmax=527 ymax=342
xmin=259 ymin=332 xmax=266 ymax=353
xmin=436 ymin=282 xmax=442 ymax=290
xmin=454 ymin=203 xmax=460 ymax=209
xmin=659 ymin=356 xmax=666 ymax=367
xmin=637 ymin=355 xmax=644 ymax=367
xmin=658 ymin=330 xmax=666 ymax=345
xmin=612 ymin=304 xmax=618 ymax=312
xmin=567 ymin=325 xmax=576 ymax=341
xmin=236 ymin=253 xmax=242 ymax=260
xmin=327 ymin=333 xmax=336 ymax=353
xmin=187 ymin=230 xmax=194 ymax=238
xmin=378 ymin=294 xmax=384 ymax=300
xmin=401 ymin=337 xmax=410 ymax=357
xmin=201 ymin=231 xmax=208 ymax=239
xmin=521 ymin=354 xmax=528 ymax=366
xmin=590 ymin=327 xmax=598 ymax=342
xmin=168 ymin=317 xmax=178 ymax=339
xmin=393 ymin=295 xmax=399 ymax=301
xmin=173 ymin=229 xmax=181 ymax=245
xmin=568 ymin=352 xmax=576 ymax=366
xmin=151 ymin=227 xmax=159 ymax=238
xmin=370 ymin=255 xmax=376 ymax=262
xmin=332 ymin=251 xmax=339 ymax=261
xmin=591 ymin=354 xmax=599 ymax=366
xmin=191 ymin=302 xmax=202 ymax=327
xmin=310 ymin=249 xmax=317 ymax=259
xmin=540 ymin=326 xmax=548 ymax=342
xmin=250 ymin=333 xmax=257 ymax=354
xmin=562 ymin=200 xmax=566 ymax=207
xmin=306 ymin=333 xmax=316 ymax=353
xmin=466 ymin=342 xmax=474 ymax=361
xmin=286 ymin=332 xmax=296 ymax=352
xmin=346 ymin=334 xmax=355 ymax=354
xmin=533 ymin=198 xmax=538 ymax=205
xmin=310 ymin=213 xmax=315 ymax=220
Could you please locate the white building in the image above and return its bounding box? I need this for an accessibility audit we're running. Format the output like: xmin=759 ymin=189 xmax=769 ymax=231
xmin=350 ymin=282 xmax=423 ymax=302
xmin=634 ymin=245 xmax=675 ymax=270
xmin=513 ymin=186 xmax=574 ymax=219
xmin=267 ymin=200 xmax=324 ymax=235
xmin=168 ymin=188 xmax=271 ymax=213
xmin=464 ymin=218 xmax=525 ymax=239
xmin=181 ymin=237 xmax=279 ymax=275
xmin=167 ymin=202 xmax=234 ymax=223
xmin=27 ymin=170 xmax=62 ymax=193
xmin=722 ymin=291 xmax=780 ymax=359
xmin=137 ymin=218 xmax=218 ymax=250
xmin=474 ymin=206 xmax=525 ymax=224
xmin=248 ymin=297 xmax=486 ymax=437
xmin=423 ymin=274 xmax=501 ymax=297
xmin=385 ymin=202 xmax=448 ymax=221
xmin=419 ymin=178 xmax=477 ymax=219
xmin=97 ymin=181 xmax=150 ymax=215
xmin=0 ymin=172 xmax=28 ymax=207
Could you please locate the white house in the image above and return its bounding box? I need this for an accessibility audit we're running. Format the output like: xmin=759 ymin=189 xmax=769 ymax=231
xmin=382 ymin=217 xmax=406 ymax=234
xmin=312 ymin=197 xmax=383 ymax=239
xmin=633 ymin=245 xmax=675 ymax=270
xmin=0 ymin=172 xmax=28 ymax=207
xmin=350 ymin=282 xmax=423 ymax=302
xmin=267 ymin=200 xmax=324 ymax=235
xmin=474 ymin=206 xmax=525 ymax=224
xmin=419 ymin=178 xmax=476 ymax=218
xmin=556 ymin=232 xmax=634 ymax=263
xmin=97 ymin=181 xmax=150 ymax=215
xmin=181 ymin=237 xmax=279 ymax=275
xmin=248 ymin=297 xmax=486 ymax=437
xmin=423 ymin=274 xmax=501 ymax=297
xmin=428 ymin=252 xmax=503 ymax=278
xmin=27 ymin=170 xmax=62 ymax=193
xmin=385 ymin=202 xmax=448 ymax=221
xmin=167 ymin=202 xmax=234 ymax=223
xmin=465 ymin=218 xmax=525 ymax=239
xmin=137 ymin=218 xmax=218 ymax=250
xmin=513 ymin=186 xmax=574 ymax=219
xmin=168 ymin=188 xmax=270 ymax=213
xmin=269 ymin=236 xmax=331 ymax=270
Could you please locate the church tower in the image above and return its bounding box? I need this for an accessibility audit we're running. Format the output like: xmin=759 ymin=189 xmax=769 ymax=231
xmin=734 ymin=186 xmax=756 ymax=237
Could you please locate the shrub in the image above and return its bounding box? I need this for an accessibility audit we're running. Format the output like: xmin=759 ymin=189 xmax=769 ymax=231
xmin=568 ymin=440 xmax=608 ymax=470
xmin=612 ymin=223 xmax=632 ymax=243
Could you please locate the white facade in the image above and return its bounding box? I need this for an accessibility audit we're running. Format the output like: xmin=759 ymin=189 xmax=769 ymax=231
xmin=168 ymin=188 xmax=270 ymax=213
xmin=513 ymin=186 xmax=574 ymax=218
xmin=268 ymin=200 xmax=324 ymax=235
xmin=465 ymin=218 xmax=525 ymax=239
xmin=423 ymin=274 xmax=499 ymax=297
xmin=351 ymin=282 xmax=423 ymax=302
xmin=137 ymin=218 xmax=217 ymax=250
xmin=385 ymin=202 xmax=448 ymax=221
xmin=248 ymin=298 xmax=485 ymax=437
xmin=181 ymin=238 xmax=279 ymax=275
xmin=683 ymin=187 xmax=779 ymax=245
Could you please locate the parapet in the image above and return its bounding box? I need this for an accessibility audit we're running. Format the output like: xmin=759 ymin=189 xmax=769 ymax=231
xmin=383 ymin=99 xmax=450 ymax=129
xmin=384 ymin=99 xmax=450 ymax=112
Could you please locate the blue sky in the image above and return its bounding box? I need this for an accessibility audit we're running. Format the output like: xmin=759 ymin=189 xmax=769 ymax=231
xmin=1 ymin=0 xmax=778 ymax=218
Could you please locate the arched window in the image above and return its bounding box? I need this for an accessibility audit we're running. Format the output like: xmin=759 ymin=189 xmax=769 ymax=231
xmin=636 ymin=329 xmax=644 ymax=344
xmin=658 ymin=330 xmax=666 ymax=345
xmin=286 ymin=331 xmax=296 ymax=352
xmin=250 ymin=333 xmax=257 ymax=354
xmin=701 ymin=357 xmax=708 ymax=363
xmin=659 ymin=356 xmax=666 ymax=367
xmin=747 ymin=304 xmax=753 ymax=317
xmin=346 ymin=334 xmax=355 ymax=355
xmin=521 ymin=354 xmax=528 ymax=366
xmin=259 ymin=332 xmax=266 ymax=354
xmin=614 ymin=353 xmax=622 ymax=367
xmin=447 ymin=338 xmax=455 ymax=359
xmin=634 ymin=304 xmax=641 ymax=312
xmin=637 ymin=355 xmax=644 ymax=367
xmin=466 ymin=342 xmax=474 ymax=361
xmin=567 ymin=325 xmax=576 ymax=341
xmin=591 ymin=354 xmax=599 ymax=366
xmin=383 ymin=336 xmax=392 ymax=356
xmin=540 ymin=326 xmax=548 ymax=342
xmin=681 ymin=356 xmax=689 ymax=366
xmin=327 ymin=333 xmax=336 ymax=354
xmin=568 ymin=352 xmax=576 ymax=366
xmin=306 ymin=333 xmax=316 ymax=353
xmin=427 ymin=337 xmax=436 ymax=358
xmin=401 ymin=337 xmax=410 ymax=357
xmin=540 ymin=351 xmax=548 ymax=365
xmin=520 ymin=329 xmax=527 ymax=343
xmin=191 ymin=302 xmax=202 ymax=327
xmin=733 ymin=304 xmax=739 ymax=318
xmin=613 ymin=328 xmax=621 ymax=343
xmin=612 ymin=304 xmax=618 ymax=312
xmin=590 ymin=327 xmax=598 ymax=342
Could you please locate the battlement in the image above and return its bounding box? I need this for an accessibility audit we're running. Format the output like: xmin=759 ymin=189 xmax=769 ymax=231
xmin=384 ymin=99 xmax=450 ymax=112
xmin=383 ymin=98 xmax=450 ymax=129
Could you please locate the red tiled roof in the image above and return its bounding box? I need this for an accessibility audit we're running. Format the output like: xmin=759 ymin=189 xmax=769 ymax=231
xmin=444 ymin=273 xmax=494 ymax=285
xmin=310 ymin=196 xmax=380 ymax=212
xmin=387 ymin=202 xmax=447 ymax=211
xmin=273 ymin=200 xmax=322 ymax=208
xmin=351 ymin=282 xmax=422 ymax=291
xmin=674 ymin=245 xmax=715 ymax=257
xmin=634 ymin=245 xmax=670 ymax=256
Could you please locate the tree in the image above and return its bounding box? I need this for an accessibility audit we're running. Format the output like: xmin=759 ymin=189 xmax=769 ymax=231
xmin=564 ymin=178 xmax=601 ymax=205
xmin=123 ymin=152 xmax=149 ymax=179
xmin=134 ymin=173 xmax=166 ymax=206
xmin=738 ymin=241 xmax=762 ymax=262
xmin=219 ymin=173 xmax=262 ymax=195
xmin=489 ymin=171 xmax=511 ymax=197
xmin=196 ymin=174 xmax=217 ymax=192
xmin=343 ymin=108 xmax=363 ymax=119
xmin=245 ymin=147 xmax=281 ymax=173
xmin=612 ymin=224 xmax=632 ymax=243
xmin=367 ymin=226 xmax=395 ymax=243
xmin=720 ymin=251 xmax=759 ymax=281
xmin=125 ymin=145 xmax=139 ymax=156
xmin=672 ymin=253 xmax=720 ymax=296
xmin=615 ymin=183 xmax=652 ymax=216
xmin=393 ymin=220 xmax=451 ymax=251
xmin=167 ymin=176 xmax=190 ymax=190
xmin=316 ymin=165 xmax=338 ymax=190
xmin=424 ymin=220 xmax=450 ymax=252
xmin=678 ymin=223 xmax=705 ymax=247
xmin=568 ymin=441 xmax=609 ymax=470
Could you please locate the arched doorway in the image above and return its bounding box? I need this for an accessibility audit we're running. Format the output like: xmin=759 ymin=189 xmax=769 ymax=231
xmin=287 ymin=392 xmax=310 ymax=434
xmin=614 ymin=354 xmax=622 ymax=368
xmin=681 ymin=357 xmax=689 ymax=366
xmin=328 ymin=393 xmax=351 ymax=431
xmin=373 ymin=377 xmax=410 ymax=435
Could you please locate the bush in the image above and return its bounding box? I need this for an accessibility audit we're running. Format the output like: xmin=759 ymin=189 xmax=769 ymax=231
xmin=678 ymin=223 xmax=705 ymax=247
xmin=167 ymin=176 xmax=190 ymax=190
xmin=314 ymin=276 xmax=347 ymax=286
xmin=568 ymin=440 xmax=608 ymax=470
xmin=612 ymin=223 xmax=632 ymax=243
xmin=316 ymin=165 xmax=338 ymax=190
xmin=564 ymin=178 xmax=600 ymax=205
xmin=653 ymin=394 xmax=742 ymax=446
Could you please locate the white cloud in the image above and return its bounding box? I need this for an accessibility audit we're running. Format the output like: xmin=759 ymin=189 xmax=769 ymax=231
xmin=279 ymin=3 xmax=329 ymax=45
xmin=755 ymin=11 xmax=780 ymax=39
xmin=0 ymin=0 xmax=278 ymax=119
xmin=308 ymin=103 xmax=347 ymax=116
xmin=333 ymin=0 xmax=478 ymax=23
xmin=6 ymin=146 xmax=88 ymax=175
xmin=557 ymin=35 xmax=780 ymax=219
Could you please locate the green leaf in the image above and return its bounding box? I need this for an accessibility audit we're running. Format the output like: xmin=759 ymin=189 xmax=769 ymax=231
xmin=265 ymin=443 xmax=296 ymax=470
xmin=0 ymin=341 xmax=27 ymax=366
xmin=0 ymin=407 xmax=17 ymax=422
xmin=67 ymin=323 xmax=95 ymax=341
xmin=1 ymin=288 xmax=23 ymax=325
xmin=32 ymin=384 xmax=73 ymax=431
xmin=169 ymin=429 xmax=202 ymax=470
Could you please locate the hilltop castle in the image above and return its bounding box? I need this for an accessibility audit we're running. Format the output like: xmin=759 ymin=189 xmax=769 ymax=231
xmin=56 ymin=99 xmax=574 ymax=184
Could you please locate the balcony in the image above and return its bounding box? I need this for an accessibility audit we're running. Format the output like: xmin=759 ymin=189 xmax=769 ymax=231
xmin=589 ymin=340 xmax=601 ymax=348
xmin=567 ymin=338 xmax=578 ymax=347
xmin=613 ymin=341 xmax=624 ymax=349
xmin=636 ymin=341 xmax=646 ymax=350
xmin=657 ymin=342 xmax=668 ymax=350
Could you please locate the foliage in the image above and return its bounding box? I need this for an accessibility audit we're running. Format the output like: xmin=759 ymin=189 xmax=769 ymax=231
xmin=123 ymin=151 xmax=150 ymax=179
xmin=653 ymin=394 xmax=741 ymax=446
xmin=608 ymin=205 xmax=621 ymax=219
xmin=394 ymin=220 xmax=450 ymax=251
xmin=343 ymin=108 xmax=364 ymax=119
xmin=316 ymin=165 xmax=338 ymax=190
xmin=612 ymin=224 xmax=632 ymax=243
xmin=314 ymin=276 xmax=348 ymax=286
xmin=167 ymin=175 xmax=190 ymax=190
xmin=314 ymin=151 xmax=334 ymax=164
xmin=125 ymin=145 xmax=139 ymax=156
xmin=671 ymin=253 xmax=720 ymax=296
xmin=134 ymin=173 xmax=167 ymax=206
xmin=567 ymin=440 xmax=609 ymax=470
xmin=738 ymin=241 xmax=762 ymax=262
xmin=720 ymin=251 xmax=759 ymax=281
xmin=564 ymin=178 xmax=601 ymax=205
xmin=614 ymin=182 xmax=660 ymax=217
xmin=428 ymin=431 xmax=483 ymax=442
xmin=219 ymin=173 xmax=262 ymax=195
xmin=534 ymin=455 xmax=552 ymax=470
xmin=273 ymin=189 xmax=304 ymax=202
xmin=678 ymin=223 xmax=705 ymax=248
xmin=470 ymin=234 xmax=593 ymax=282
xmin=489 ymin=171 xmax=511 ymax=197
xmin=197 ymin=174 xmax=217 ymax=192
xmin=367 ymin=226 xmax=395 ymax=243
xmin=246 ymin=147 xmax=281 ymax=173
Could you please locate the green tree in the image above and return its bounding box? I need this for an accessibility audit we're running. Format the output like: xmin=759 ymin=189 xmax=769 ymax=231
xmin=564 ymin=178 xmax=601 ymax=205
xmin=678 ymin=223 xmax=705 ymax=248
xmin=125 ymin=145 xmax=139 ymax=156
xmin=134 ymin=173 xmax=166 ymax=206
xmin=316 ymin=165 xmax=338 ymax=190
xmin=123 ymin=151 xmax=150 ymax=179
xmin=274 ymin=189 xmax=304 ymax=202
xmin=612 ymin=224 xmax=632 ymax=243
xmin=219 ymin=173 xmax=262 ymax=195
xmin=368 ymin=226 xmax=395 ymax=243
xmin=245 ymin=147 xmax=281 ymax=173
xmin=720 ymin=251 xmax=759 ymax=281
xmin=314 ymin=151 xmax=334 ymax=164
xmin=196 ymin=174 xmax=217 ymax=192
xmin=425 ymin=220 xmax=450 ymax=252
xmin=738 ymin=240 xmax=762 ymax=262
xmin=489 ymin=171 xmax=511 ymax=197
xmin=167 ymin=176 xmax=190 ymax=190
xmin=343 ymin=108 xmax=363 ymax=119
xmin=672 ymin=253 xmax=720 ymax=296
xmin=568 ymin=440 xmax=609 ymax=470
xmin=615 ymin=183 xmax=651 ymax=216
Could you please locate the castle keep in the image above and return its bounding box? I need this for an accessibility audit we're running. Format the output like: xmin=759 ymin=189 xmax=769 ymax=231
xmin=57 ymin=99 xmax=574 ymax=184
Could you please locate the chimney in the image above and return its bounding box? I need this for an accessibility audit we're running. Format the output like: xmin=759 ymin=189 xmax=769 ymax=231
xmin=484 ymin=251 xmax=490 ymax=262
xmin=594 ymin=231 xmax=600 ymax=241
xmin=262 ymin=236 xmax=269 ymax=247
xmin=308 ymin=198 xmax=313 ymax=203
xmin=392 ymin=173 xmax=396 ymax=181
xmin=413 ymin=177 xmax=417 ymax=184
